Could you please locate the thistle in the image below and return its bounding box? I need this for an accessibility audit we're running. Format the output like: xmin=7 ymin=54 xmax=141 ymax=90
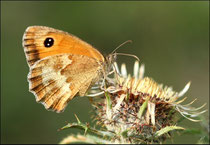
xmin=59 ymin=61 xmax=207 ymax=144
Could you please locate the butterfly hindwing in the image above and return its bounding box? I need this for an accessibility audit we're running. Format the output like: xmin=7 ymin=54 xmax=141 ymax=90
xmin=28 ymin=54 xmax=102 ymax=112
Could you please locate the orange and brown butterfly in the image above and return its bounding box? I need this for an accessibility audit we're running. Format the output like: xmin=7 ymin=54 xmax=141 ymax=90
xmin=22 ymin=26 xmax=115 ymax=113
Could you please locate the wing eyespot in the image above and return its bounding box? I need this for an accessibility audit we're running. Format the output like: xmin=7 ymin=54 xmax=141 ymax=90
xmin=44 ymin=37 xmax=54 ymax=48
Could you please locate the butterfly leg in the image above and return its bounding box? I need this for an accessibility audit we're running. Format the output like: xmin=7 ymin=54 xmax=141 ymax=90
xmin=86 ymin=91 xmax=104 ymax=97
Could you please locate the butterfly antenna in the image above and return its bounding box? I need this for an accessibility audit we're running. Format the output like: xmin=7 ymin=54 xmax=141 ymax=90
xmin=116 ymin=53 xmax=140 ymax=62
xmin=111 ymin=40 xmax=133 ymax=54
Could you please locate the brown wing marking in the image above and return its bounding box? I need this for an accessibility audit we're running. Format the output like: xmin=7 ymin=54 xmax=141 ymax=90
xmin=28 ymin=54 xmax=102 ymax=112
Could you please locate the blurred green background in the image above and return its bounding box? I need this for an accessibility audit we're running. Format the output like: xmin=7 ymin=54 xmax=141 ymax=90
xmin=1 ymin=1 xmax=209 ymax=144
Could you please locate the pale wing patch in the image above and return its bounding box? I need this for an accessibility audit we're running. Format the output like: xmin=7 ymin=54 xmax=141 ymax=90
xmin=28 ymin=54 xmax=73 ymax=112
xmin=28 ymin=54 xmax=102 ymax=113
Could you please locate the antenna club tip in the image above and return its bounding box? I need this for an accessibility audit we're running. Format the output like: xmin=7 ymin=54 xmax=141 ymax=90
xmin=128 ymin=40 xmax=133 ymax=43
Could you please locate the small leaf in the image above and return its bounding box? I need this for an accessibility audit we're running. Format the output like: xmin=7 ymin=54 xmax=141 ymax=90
xmin=155 ymin=126 xmax=185 ymax=137
xmin=137 ymin=96 xmax=149 ymax=119
xmin=105 ymin=92 xmax=112 ymax=120
xmin=60 ymin=122 xmax=115 ymax=138
xmin=105 ymin=92 xmax=112 ymax=109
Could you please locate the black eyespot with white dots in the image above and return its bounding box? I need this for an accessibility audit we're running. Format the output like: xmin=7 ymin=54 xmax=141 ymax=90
xmin=44 ymin=37 xmax=54 ymax=47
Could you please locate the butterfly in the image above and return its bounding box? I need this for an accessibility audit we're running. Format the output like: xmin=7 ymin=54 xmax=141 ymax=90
xmin=22 ymin=26 xmax=116 ymax=113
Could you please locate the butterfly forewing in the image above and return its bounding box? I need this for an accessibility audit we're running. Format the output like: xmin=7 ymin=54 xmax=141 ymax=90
xmin=23 ymin=26 xmax=104 ymax=66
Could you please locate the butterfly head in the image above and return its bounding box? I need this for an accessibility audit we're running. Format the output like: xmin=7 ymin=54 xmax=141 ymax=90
xmin=106 ymin=52 xmax=117 ymax=65
xmin=104 ymin=40 xmax=140 ymax=73
xmin=104 ymin=52 xmax=117 ymax=74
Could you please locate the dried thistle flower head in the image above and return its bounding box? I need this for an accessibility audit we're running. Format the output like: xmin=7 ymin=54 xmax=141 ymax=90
xmin=60 ymin=61 xmax=207 ymax=144
xmin=88 ymin=61 xmax=206 ymax=144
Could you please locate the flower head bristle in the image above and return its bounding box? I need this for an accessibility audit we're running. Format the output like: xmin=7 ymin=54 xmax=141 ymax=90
xmin=88 ymin=61 xmax=206 ymax=144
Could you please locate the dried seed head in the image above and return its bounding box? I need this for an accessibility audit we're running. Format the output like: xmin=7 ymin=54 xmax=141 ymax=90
xmin=89 ymin=61 xmax=206 ymax=144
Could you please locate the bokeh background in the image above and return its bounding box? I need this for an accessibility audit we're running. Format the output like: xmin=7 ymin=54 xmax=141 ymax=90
xmin=1 ymin=1 xmax=209 ymax=144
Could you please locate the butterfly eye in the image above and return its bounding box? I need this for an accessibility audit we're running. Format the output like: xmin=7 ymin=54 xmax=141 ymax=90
xmin=44 ymin=37 xmax=54 ymax=47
